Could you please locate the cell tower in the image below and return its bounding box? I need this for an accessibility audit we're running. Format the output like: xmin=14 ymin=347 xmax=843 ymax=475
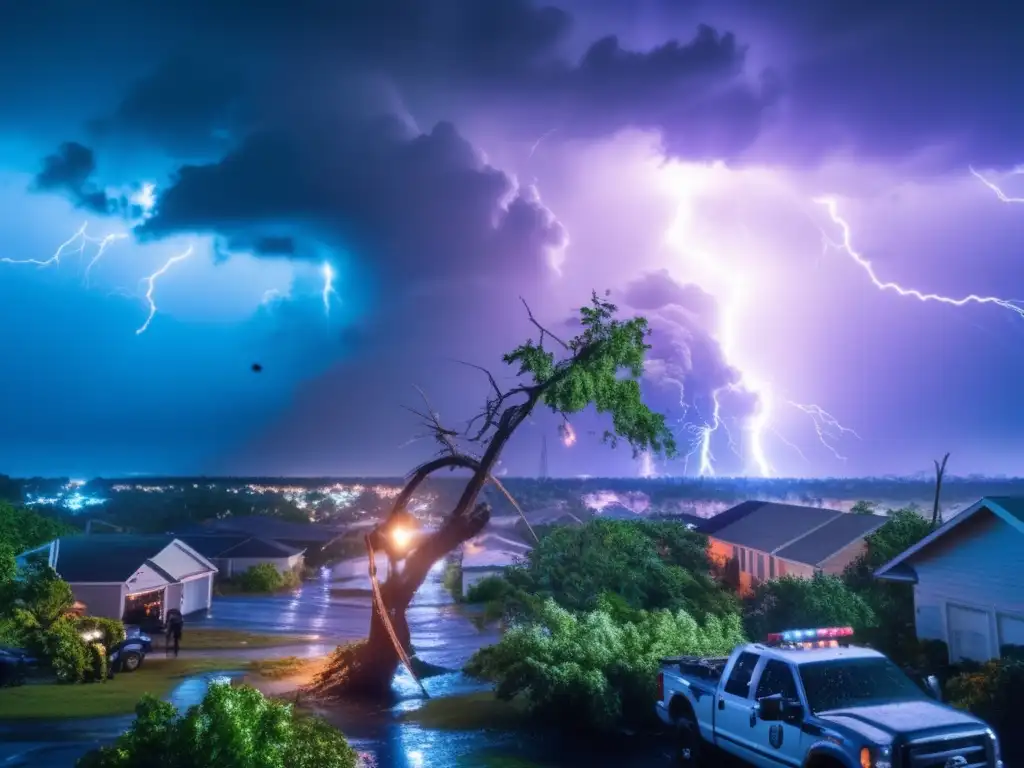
xmin=539 ymin=434 xmax=549 ymax=479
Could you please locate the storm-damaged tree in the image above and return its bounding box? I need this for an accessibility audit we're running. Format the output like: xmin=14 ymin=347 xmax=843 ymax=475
xmin=310 ymin=292 xmax=677 ymax=699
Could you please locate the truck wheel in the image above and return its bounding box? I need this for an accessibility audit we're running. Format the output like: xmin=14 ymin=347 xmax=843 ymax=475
xmin=120 ymin=652 xmax=143 ymax=673
xmin=674 ymin=711 xmax=705 ymax=766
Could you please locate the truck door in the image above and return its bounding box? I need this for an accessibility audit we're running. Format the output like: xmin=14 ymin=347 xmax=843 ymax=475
xmin=716 ymin=650 xmax=762 ymax=764
xmin=751 ymin=659 xmax=804 ymax=767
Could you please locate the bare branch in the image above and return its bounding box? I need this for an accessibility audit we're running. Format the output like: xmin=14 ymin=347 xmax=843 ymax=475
xmin=520 ymin=297 xmax=569 ymax=350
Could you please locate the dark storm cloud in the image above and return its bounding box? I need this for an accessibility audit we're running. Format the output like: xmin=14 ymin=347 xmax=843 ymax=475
xmin=139 ymin=119 xmax=566 ymax=284
xmin=33 ymin=142 xmax=113 ymax=215
xmin=89 ymin=57 xmax=246 ymax=157
xmin=621 ymin=271 xmax=754 ymax=420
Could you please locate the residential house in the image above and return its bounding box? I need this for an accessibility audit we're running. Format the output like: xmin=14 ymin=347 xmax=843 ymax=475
xmin=188 ymin=516 xmax=345 ymax=552
xmin=701 ymin=500 xmax=887 ymax=595
xmin=461 ymin=531 xmax=533 ymax=591
xmin=175 ymin=534 xmax=305 ymax=579
xmin=874 ymin=496 xmax=1024 ymax=663
xmin=18 ymin=534 xmax=218 ymax=624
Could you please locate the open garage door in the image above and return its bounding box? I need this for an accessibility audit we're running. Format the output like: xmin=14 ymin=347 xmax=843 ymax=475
xmin=948 ymin=604 xmax=994 ymax=662
xmin=998 ymin=612 xmax=1024 ymax=655
xmin=181 ymin=575 xmax=211 ymax=615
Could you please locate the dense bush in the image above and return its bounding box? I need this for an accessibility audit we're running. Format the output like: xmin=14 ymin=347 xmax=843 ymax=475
xmin=236 ymin=563 xmax=301 ymax=593
xmin=38 ymin=616 xmax=90 ymax=683
xmin=467 ymin=519 xmax=738 ymax=621
xmin=76 ymin=616 xmax=126 ymax=648
xmin=78 ymin=682 xmax=358 ymax=768
xmin=465 ymin=598 xmax=746 ymax=732
xmin=842 ymin=508 xmax=932 ymax=664
xmin=947 ymin=659 xmax=1024 ymax=765
xmin=744 ymin=573 xmax=877 ymax=641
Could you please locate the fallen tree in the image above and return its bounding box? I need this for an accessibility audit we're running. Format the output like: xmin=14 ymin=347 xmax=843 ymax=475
xmin=310 ymin=292 xmax=677 ymax=700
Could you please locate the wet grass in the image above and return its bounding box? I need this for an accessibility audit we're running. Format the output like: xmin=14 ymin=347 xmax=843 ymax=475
xmin=246 ymin=655 xmax=325 ymax=680
xmin=181 ymin=627 xmax=320 ymax=650
xmin=400 ymin=690 xmax=528 ymax=730
xmin=457 ymin=755 xmax=552 ymax=768
xmin=0 ymin=657 xmax=246 ymax=719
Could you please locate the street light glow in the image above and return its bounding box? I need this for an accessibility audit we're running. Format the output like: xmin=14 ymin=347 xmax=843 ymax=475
xmin=390 ymin=524 xmax=414 ymax=552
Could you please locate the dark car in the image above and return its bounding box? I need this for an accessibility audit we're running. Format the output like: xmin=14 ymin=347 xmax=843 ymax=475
xmin=0 ymin=646 xmax=39 ymax=686
xmin=109 ymin=632 xmax=153 ymax=673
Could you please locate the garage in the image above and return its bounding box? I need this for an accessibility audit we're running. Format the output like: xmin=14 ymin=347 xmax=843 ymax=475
xmin=947 ymin=604 xmax=994 ymax=662
xmin=180 ymin=574 xmax=212 ymax=615
xmin=998 ymin=612 xmax=1024 ymax=650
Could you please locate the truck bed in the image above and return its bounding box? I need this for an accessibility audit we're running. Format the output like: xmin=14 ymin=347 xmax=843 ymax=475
xmin=659 ymin=655 xmax=729 ymax=682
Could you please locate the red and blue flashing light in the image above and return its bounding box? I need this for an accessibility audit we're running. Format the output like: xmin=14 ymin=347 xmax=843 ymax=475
xmin=765 ymin=626 xmax=854 ymax=648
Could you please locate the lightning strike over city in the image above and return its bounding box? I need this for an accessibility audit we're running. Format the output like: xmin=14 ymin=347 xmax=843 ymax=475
xmin=970 ymin=165 xmax=1024 ymax=204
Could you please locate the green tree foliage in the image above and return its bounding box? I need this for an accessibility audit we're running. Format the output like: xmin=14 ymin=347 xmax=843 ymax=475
xmin=743 ymin=573 xmax=877 ymax=641
xmin=0 ymin=501 xmax=75 ymax=554
xmin=506 ymin=292 xmax=676 ymax=458
xmin=947 ymin=660 xmax=1024 ymax=765
xmin=842 ymin=508 xmax=932 ymax=662
xmin=78 ymin=683 xmax=358 ymax=768
xmin=467 ymin=519 xmax=737 ymax=621
xmin=465 ymin=599 xmax=746 ymax=732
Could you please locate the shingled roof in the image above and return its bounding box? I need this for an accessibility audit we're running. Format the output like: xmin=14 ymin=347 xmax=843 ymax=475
xmin=178 ymin=533 xmax=303 ymax=559
xmin=38 ymin=535 xmax=214 ymax=583
xmin=702 ymin=501 xmax=886 ymax=568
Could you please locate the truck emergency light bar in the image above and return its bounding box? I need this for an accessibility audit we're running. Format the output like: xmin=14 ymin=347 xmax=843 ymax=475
xmin=765 ymin=626 xmax=854 ymax=648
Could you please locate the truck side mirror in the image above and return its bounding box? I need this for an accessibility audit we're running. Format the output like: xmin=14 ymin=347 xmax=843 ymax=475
xmin=757 ymin=694 xmax=784 ymax=721
xmin=925 ymin=675 xmax=942 ymax=701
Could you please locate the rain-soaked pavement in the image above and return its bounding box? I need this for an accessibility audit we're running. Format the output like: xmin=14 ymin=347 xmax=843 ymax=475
xmin=0 ymin=564 xmax=675 ymax=767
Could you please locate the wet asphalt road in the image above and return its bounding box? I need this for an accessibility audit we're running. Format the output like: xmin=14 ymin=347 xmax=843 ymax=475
xmin=0 ymin=565 xmax=673 ymax=767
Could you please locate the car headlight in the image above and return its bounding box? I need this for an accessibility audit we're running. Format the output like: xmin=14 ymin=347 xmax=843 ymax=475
xmin=860 ymin=745 xmax=892 ymax=768
xmin=986 ymin=728 xmax=1002 ymax=764
xmin=138 ymin=634 xmax=151 ymax=643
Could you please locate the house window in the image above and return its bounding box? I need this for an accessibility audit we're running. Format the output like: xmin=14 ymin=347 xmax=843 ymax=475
xmin=769 ymin=557 xmax=776 ymax=579
xmin=740 ymin=548 xmax=747 ymax=572
xmin=757 ymin=554 xmax=765 ymax=580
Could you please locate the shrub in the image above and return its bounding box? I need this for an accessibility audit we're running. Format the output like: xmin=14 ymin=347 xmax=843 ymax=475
xmin=947 ymin=659 xmax=1024 ymax=765
xmin=85 ymin=642 xmax=108 ymax=683
xmin=237 ymin=563 xmax=289 ymax=592
xmin=78 ymin=682 xmax=358 ymax=768
xmin=465 ymin=598 xmax=746 ymax=732
xmin=443 ymin=561 xmax=463 ymax=600
xmin=40 ymin=617 xmax=90 ymax=683
xmin=76 ymin=616 xmax=126 ymax=648
xmin=464 ymin=574 xmax=515 ymax=604
xmin=744 ymin=573 xmax=877 ymax=641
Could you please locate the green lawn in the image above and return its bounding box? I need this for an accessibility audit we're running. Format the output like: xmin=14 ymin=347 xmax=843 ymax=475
xmin=180 ymin=627 xmax=321 ymax=650
xmin=245 ymin=655 xmax=325 ymax=680
xmin=399 ymin=691 xmax=527 ymax=730
xmin=0 ymin=657 xmax=247 ymax=719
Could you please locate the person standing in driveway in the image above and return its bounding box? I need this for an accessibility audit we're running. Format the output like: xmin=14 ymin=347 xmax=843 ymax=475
xmin=166 ymin=608 xmax=184 ymax=657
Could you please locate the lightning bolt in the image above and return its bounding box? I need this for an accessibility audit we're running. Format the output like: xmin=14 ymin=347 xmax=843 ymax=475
xmin=1 ymin=223 xmax=126 ymax=275
xmin=321 ymin=262 xmax=336 ymax=316
xmin=787 ymin=401 xmax=861 ymax=461
xmin=136 ymin=246 xmax=194 ymax=335
xmin=969 ymin=165 xmax=1024 ymax=204
xmin=816 ymin=196 xmax=1024 ymax=318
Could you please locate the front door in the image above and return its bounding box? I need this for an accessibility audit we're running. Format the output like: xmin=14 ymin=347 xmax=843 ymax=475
xmin=750 ymin=659 xmax=804 ymax=767
xmin=716 ymin=651 xmax=763 ymax=764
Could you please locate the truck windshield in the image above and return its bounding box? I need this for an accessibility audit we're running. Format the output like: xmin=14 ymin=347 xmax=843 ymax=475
xmin=799 ymin=657 xmax=927 ymax=713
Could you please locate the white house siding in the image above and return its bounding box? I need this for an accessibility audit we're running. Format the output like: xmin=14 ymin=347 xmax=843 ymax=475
xmin=126 ymin=563 xmax=171 ymax=594
xmin=181 ymin=573 xmax=213 ymax=615
xmin=150 ymin=542 xmax=208 ymax=578
xmin=69 ymin=583 xmax=125 ymax=620
xmin=166 ymin=582 xmax=184 ymax=612
xmin=910 ymin=512 xmax=1024 ymax=661
xmin=219 ymin=554 xmax=303 ymax=578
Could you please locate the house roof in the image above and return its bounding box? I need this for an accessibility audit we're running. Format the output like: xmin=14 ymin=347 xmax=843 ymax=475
xmin=697 ymin=500 xmax=772 ymax=536
xmin=875 ymin=497 xmax=1024 ymax=582
xmin=177 ymin=534 xmax=303 ymax=560
xmin=31 ymin=534 xmax=216 ymax=584
xmin=192 ymin=516 xmax=342 ymax=545
xmin=774 ymin=512 xmax=887 ymax=567
xmin=703 ymin=501 xmax=845 ymax=556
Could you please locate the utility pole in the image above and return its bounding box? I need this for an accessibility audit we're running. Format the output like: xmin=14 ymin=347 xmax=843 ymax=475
xmin=931 ymin=452 xmax=950 ymax=528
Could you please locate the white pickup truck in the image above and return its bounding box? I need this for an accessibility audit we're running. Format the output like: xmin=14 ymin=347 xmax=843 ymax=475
xmin=656 ymin=625 xmax=1003 ymax=768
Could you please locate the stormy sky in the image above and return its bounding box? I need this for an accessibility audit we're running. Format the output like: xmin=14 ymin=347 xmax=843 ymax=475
xmin=2 ymin=0 xmax=1024 ymax=479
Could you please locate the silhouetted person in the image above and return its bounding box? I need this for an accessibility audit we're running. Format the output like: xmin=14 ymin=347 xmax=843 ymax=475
xmin=165 ymin=608 xmax=183 ymax=657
